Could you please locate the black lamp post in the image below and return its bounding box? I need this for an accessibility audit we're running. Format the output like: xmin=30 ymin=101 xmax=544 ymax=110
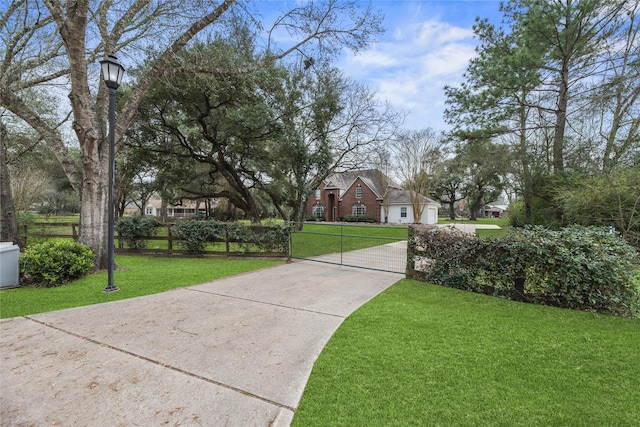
xmin=100 ymin=55 xmax=125 ymax=293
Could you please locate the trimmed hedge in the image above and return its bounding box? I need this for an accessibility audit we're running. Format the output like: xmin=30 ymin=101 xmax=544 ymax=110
xmin=116 ymin=215 xmax=159 ymax=248
xmin=171 ymin=219 xmax=291 ymax=255
xmin=338 ymin=214 xmax=377 ymax=223
xmin=408 ymin=225 xmax=640 ymax=317
xmin=20 ymin=241 xmax=94 ymax=287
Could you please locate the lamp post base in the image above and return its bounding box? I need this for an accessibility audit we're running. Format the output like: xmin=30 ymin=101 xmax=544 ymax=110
xmin=102 ymin=285 xmax=120 ymax=293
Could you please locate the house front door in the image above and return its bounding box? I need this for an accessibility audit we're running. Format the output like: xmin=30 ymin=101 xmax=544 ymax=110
xmin=328 ymin=193 xmax=336 ymax=221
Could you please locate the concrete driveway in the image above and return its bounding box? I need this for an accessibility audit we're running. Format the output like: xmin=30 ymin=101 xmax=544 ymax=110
xmin=436 ymin=223 xmax=502 ymax=234
xmin=1 ymin=260 xmax=401 ymax=426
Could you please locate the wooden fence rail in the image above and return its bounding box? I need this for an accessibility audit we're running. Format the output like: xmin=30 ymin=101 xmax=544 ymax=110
xmin=18 ymin=222 xmax=287 ymax=258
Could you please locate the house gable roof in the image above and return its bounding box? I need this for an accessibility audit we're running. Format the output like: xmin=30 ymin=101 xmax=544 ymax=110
xmin=342 ymin=176 xmax=382 ymax=199
xmin=324 ymin=169 xmax=396 ymax=198
xmin=386 ymin=189 xmax=440 ymax=207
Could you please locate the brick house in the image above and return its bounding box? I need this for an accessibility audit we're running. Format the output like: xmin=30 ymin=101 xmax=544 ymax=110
xmin=306 ymin=169 xmax=440 ymax=224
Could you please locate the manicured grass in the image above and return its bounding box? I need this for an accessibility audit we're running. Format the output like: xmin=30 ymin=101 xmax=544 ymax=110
xmin=0 ymin=256 xmax=282 ymax=318
xmin=291 ymin=223 xmax=408 ymax=258
xmin=293 ymin=279 xmax=640 ymax=427
xmin=439 ymin=217 xmax=511 ymax=238
xmin=438 ymin=217 xmax=510 ymax=227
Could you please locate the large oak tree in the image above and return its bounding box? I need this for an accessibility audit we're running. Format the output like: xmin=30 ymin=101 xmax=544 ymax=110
xmin=1 ymin=0 xmax=383 ymax=268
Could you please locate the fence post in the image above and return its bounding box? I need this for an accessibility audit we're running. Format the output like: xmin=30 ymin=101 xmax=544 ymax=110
xmin=22 ymin=224 xmax=28 ymax=247
xmin=167 ymin=224 xmax=173 ymax=253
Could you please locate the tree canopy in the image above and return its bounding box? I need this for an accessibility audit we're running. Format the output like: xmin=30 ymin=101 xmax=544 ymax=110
xmin=1 ymin=0 xmax=385 ymax=268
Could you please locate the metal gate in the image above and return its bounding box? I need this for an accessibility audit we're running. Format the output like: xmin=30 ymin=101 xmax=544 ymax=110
xmin=289 ymin=222 xmax=408 ymax=274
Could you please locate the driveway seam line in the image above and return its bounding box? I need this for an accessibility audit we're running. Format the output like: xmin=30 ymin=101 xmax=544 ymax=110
xmin=183 ymin=288 xmax=347 ymax=319
xmin=23 ymin=315 xmax=297 ymax=413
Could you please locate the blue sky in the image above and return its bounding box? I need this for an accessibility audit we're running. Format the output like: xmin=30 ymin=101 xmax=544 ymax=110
xmin=251 ymin=1 xmax=504 ymax=131
xmin=336 ymin=0 xmax=503 ymax=131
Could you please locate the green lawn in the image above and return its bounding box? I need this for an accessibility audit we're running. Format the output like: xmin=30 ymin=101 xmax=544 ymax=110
xmin=439 ymin=217 xmax=511 ymax=238
xmin=4 ymin=231 xmax=638 ymax=426
xmin=293 ymin=279 xmax=640 ymax=427
xmin=291 ymin=223 xmax=408 ymax=258
xmin=0 ymin=256 xmax=282 ymax=318
xmin=438 ymin=217 xmax=510 ymax=227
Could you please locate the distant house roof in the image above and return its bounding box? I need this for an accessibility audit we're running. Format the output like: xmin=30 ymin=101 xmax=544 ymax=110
xmin=386 ymin=188 xmax=440 ymax=206
xmin=484 ymin=204 xmax=508 ymax=211
xmin=324 ymin=169 xmax=398 ymax=198
xmin=146 ymin=199 xmax=200 ymax=209
xmin=322 ymin=170 xmax=442 ymax=207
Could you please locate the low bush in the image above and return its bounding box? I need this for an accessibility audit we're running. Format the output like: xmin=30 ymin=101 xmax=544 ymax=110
xmin=408 ymin=225 xmax=640 ymax=317
xmin=115 ymin=215 xmax=159 ymax=248
xmin=338 ymin=214 xmax=377 ymax=223
xmin=20 ymin=241 xmax=94 ymax=287
xmin=171 ymin=218 xmax=225 ymax=254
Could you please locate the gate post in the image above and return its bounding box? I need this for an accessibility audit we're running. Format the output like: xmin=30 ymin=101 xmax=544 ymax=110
xmin=340 ymin=224 xmax=344 ymax=266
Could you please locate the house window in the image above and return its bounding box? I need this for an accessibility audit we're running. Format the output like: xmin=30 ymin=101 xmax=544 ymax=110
xmin=400 ymin=207 xmax=407 ymax=218
xmin=356 ymin=185 xmax=362 ymax=199
xmin=315 ymin=189 xmax=321 ymax=200
xmin=352 ymin=204 xmax=366 ymax=216
xmin=145 ymin=207 xmax=153 ymax=216
xmin=312 ymin=204 xmax=324 ymax=217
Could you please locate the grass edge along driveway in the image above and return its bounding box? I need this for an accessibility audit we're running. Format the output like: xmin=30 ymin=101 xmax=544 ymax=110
xmin=0 ymin=256 xmax=283 ymax=319
xmin=293 ymin=279 xmax=640 ymax=427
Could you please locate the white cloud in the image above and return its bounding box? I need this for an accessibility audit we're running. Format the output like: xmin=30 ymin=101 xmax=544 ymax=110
xmin=338 ymin=12 xmax=480 ymax=131
xmin=413 ymin=20 xmax=473 ymax=46
xmin=349 ymin=49 xmax=399 ymax=68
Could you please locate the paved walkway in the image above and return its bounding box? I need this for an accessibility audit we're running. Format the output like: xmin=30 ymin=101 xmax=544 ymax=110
xmin=1 ymin=260 xmax=401 ymax=426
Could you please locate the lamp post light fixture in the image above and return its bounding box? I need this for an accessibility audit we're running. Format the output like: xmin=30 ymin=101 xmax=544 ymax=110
xmin=100 ymin=55 xmax=125 ymax=293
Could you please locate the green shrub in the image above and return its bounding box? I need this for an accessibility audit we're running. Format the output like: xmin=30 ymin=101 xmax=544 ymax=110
xmin=21 ymin=241 xmax=94 ymax=287
xmin=511 ymin=226 xmax=640 ymax=316
xmin=241 ymin=224 xmax=292 ymax=253
xmin=171 ymin=219 xmax=291 ymax=255
xmin=556 ymin=168 xmax=640 ymax=250
xmin=17 ymin=211 xmax=38 ymax=224
xmin=338 ymin=214 xmax=377 ymax=223
xmin=171 ymin=219 xmax=225 ymax=254
xmin=115 ymin=215 xmax=159 ymax=249
xmin=408 ymin=225 xmax=640 ymax=317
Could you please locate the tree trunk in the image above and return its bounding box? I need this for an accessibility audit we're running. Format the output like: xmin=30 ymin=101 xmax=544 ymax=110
xmin=78 ymin=151 xmax=110 ymax=270
xmin=552 ymin=42 xmax=570 ymax=176
xmin=160 ymin=199 xmax=168 ymax=220
xmin=469 ymin=184 xmax=485 ymax=221
xmin=448 ymin=200 xmax=456 ymax=220
xmin=0 ymin=122 xmax=19 ymax=245
xmin=50 ymin=0 xmax=111 ymax=270
xmin=39 ymin=0 xmax=238 ymax=270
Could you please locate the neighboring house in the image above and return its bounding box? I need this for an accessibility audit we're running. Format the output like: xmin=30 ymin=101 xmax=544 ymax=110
xmin=124 ymin=199 xmax=213 ymax=217
xmin=306 ymin=169 xmax=440 ymax=224
xmin=382 ymin=188 xmax=440 ymax=224
xmin=482 ymin=203 xmax=508 ymax=218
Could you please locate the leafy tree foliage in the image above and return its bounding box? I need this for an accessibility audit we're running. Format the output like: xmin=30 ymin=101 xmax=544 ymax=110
xmin=131 ymin=35 xmax=398 ymax=223
xmin=391 ymin=128 xmax=444 ymax=223
xmin=445 ymin=0 xmax=638 ymax=228
xmin=1 ymin=0 xmax=384 ymax=268
xmin=556 ymin=166 xmax=640 ymax=249
xmin=431 ymin=157 xmax=467 ymax=220
xmin=460 ymin=139 xmax=507 ymax=220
